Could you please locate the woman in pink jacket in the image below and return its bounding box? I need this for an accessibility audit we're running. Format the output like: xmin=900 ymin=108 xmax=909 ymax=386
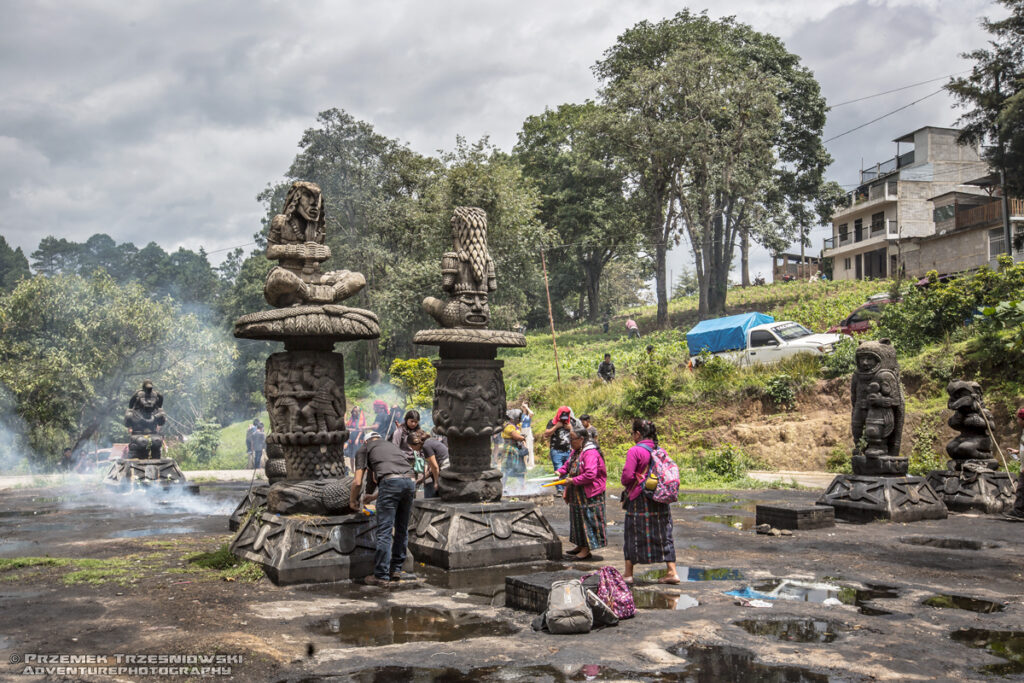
xmin=558 ymin=429 xmax=607 ymax=561
xmin=620 ymin=418 xmax=679 ymax=584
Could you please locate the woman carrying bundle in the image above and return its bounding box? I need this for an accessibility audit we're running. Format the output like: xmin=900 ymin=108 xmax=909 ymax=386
xmin=558 ymin=429 xmax=607 ymax=561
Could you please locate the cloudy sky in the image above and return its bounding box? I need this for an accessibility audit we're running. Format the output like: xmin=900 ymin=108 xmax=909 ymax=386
xmin=0 ymin=0 xmax=998 ymax=287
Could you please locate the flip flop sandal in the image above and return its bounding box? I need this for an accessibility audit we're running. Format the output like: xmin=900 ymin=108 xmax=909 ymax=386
xmin=658 ymin=576 xmax=682 ymax=584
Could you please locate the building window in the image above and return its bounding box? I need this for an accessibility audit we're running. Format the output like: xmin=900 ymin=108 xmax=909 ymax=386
xmin=871 ymin=212 xmax=885 ymax=233
xmin=838 ymin=223 xmax=848 ymax=242
xmin=844 ymin=257 xmax=851 ymax=270
xmin=990 ymin=228 xmax=1006 ymax=259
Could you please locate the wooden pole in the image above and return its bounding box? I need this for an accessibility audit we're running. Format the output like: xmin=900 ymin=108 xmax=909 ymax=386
xmin=540 ymin=248 xmax=561 ymax=382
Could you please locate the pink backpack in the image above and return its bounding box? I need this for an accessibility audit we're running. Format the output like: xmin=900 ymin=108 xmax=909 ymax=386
xmin=582 ymin=566 xmax=635 ymax=620
xmin=638 ymin=443 xmax=680 ymax=504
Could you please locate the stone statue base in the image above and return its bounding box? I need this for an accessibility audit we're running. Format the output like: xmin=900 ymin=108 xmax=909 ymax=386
xmin=228 ymin=485 xmax=268 ymax=532
xmin=102 ymin=458 xmax=196 ymax=492
xmin=925 ymin=467 xmax=1015 ymax=514
xmin=817 ymin=474 xmax=947 ymax=523
xmin=407 ymin=499 xmax=562 ymax=570
xmin=438 ymin=468 xmax=503 ymax=503
xmin=852 ymin=455 xmax=908 ymax=476
xmin=230 ymin=510 xmax=377 ymax=585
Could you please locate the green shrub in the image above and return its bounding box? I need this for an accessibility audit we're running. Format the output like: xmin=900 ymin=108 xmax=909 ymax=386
xmin=908 ymin=414 xmax=947 ymax=476
xmin=825 ymin=445 xmax=852 ymax=473
xmin=621 ymin=359 xmax=670 ymax=418
xmin=822 ymin=336 xmax=859 ymax=379
xmin=183 ymin=420 xmax=221 ymax=465
xmin=764 ymin=374 xmax=797 ymax=411
xmin=693 ymin=443 xmax=757 ymax=479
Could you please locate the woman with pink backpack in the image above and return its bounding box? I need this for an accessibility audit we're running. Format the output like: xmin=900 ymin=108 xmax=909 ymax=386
xmin=620 ymin=418 xmax=679 ymax=584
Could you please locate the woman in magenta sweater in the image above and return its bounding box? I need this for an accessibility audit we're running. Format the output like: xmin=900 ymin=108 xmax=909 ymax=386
xmin=620 ymin=418 xmax=679 ymax=584
xmin=558 ymin=429 xmax=607 ymax=561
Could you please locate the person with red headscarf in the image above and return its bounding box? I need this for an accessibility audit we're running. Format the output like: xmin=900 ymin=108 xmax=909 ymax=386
xmin=1004 ymin=407 xmax=1024 ymax=521
xmin=542 ymin=406 xmax=582 ymax=493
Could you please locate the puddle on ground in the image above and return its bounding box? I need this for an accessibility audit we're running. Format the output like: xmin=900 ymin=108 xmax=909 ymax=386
xmin=641 ymin=567 xmax=743 ymax=583
xmin=736 ymin=618 xmax=845 ymax=643
xmin=0 ymin=508 xmax=60 ymax=518
xmin=108 ymin=526 xmax=199 ymax=538
xmin=310 ymin=606 xmax=518 ymax=646
xmin=750 ymin=580 xmax=898 ymax=615
xmin=899 ymin=535 xmax=999 ymax=550
xmin=310 ymin=664 xmax=689 ymax=682
xmin=668 ymin=643 xmax=835 ymax=681
xmin=923 ymin=594 xmax=1004 ymax=613
xmin=951 ymin=627 xmax=1024 ymax=676
xmin=632 ymin=589 xmax=699 ymax=610
xmin=675 ymin=493 xmax=739 ymax=505
xmin=700 ymin=514 xmax=756 ymax=530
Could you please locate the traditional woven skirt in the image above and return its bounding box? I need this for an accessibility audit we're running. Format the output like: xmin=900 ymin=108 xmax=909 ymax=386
xmin=623 ymin=493 xmax=676 ymax=563
xmin=567 ymin=487 xmax=607 ymax=550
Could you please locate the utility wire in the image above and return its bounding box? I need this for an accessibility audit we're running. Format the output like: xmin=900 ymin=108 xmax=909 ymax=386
xmin=829 ymin=71 xmax=968 ymax=108
xmin=824 ymin=88 xmax=946 ymax=143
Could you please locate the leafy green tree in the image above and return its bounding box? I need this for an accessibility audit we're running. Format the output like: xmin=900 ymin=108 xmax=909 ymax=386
xmin=0 ymin=235 xmax=30 ymax=293
xmin=947 ymin=0 xmax=1024 ymax=196
xmin=0 ymin=272 xmax=233 ymax=466
xmin=388 ymin=357 xmax=437 ymax=410
xmin=515 ymin=102 xmax=641 ymax=321
xmin=594 ymin=11 xmax=834 ymax=320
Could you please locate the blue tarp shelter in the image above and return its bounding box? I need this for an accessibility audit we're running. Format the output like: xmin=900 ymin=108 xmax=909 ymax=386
xmin=686 ymin=312 xmax=775 ymax=355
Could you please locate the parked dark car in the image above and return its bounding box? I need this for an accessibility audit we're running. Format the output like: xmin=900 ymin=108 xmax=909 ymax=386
xmin=828 ymin=295 xmax=897 ymax=336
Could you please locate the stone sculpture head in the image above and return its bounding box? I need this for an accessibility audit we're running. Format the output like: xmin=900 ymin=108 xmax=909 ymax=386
xmin=282 ymin=181 xmax=325 ymax=242
xmin=855 ymin=339 xmax=896 ymax=377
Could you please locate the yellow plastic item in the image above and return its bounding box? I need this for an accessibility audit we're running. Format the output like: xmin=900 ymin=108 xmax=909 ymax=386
xmin=541 ymin=479 xmax=568 ymax=488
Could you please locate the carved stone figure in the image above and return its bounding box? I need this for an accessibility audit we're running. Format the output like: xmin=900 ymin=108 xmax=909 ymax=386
xmin=409 ymin=208 xmax=560 ymax=569
xmin=263 ymin=181 xmax=367 ymax=308
xmin=850 ymin=339 xmax=905 ymax=475
xmin=422 ymin=207 xmax=497 ymax=328
xmin=945 ymin=380 xmax=995 ymax=465
xmin=125 ymin=380 xmax=166 ymax=459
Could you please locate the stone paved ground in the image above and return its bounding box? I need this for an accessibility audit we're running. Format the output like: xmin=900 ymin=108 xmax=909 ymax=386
xmin=0 ymin=481 xmax=1022 ymax=681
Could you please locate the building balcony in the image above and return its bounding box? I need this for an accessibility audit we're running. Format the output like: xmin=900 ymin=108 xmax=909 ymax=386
xmin=834 ymin=180 xmax=899 ymax=219
xmin=860 ymin=151 xmax=915 ymax=184
xmin=954 ymin=197 xmax=1024 ymax=231
xmin=823 ymin=220 xmax=899 ymax=254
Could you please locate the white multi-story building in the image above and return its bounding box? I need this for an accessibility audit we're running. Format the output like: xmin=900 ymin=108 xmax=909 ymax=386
xmin=823 ymin=126 xmax=991 ymax=280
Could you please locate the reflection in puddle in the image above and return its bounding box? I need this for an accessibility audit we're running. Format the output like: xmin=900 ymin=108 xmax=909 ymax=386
xmin=736 ymin=618 xmax=844 ymax=643
xmin=310 ymin=606 xmax=518 ymax=646
xmin=632 ymin=589 xmax=699 ymax=610
xmin=700 ymin=514 xmax=755 ymax=530
xmin=899 ymin=535 xmax=998 ymax=550
xmin=668 ymin=643 xmax=833 ymax=681
xmin=675 ymin=493 xmax=739 ymax=505
xmin=923 ymin=594 xmax=1004 ymax=613
xmin=641 ymin=567 xmax=743 ymax=583
xmin=748 ymin=580 xmax=899 ymax=615
xmin=951 ymin=627 xmax=1024 ymax=675
xmin=109 ymin=527 xmax=198 ymax=538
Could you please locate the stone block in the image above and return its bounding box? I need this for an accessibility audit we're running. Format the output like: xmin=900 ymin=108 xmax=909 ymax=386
xmin=102 ymin=458 xmax=195 ymax=492
xmin=817 ymin=474 xmax=947 ymax=523
xmin=755 ymin=504 xmax=835 ymax=530
xmin=505 ymin=570 xmax=585 ymax=613
xmin=925 ymin=469 xmax=1015 ymax=514
xmin=230 ymin=510 xmax=377 ymax=585
xmin=407 ymin=500 xmax=562 ymax=570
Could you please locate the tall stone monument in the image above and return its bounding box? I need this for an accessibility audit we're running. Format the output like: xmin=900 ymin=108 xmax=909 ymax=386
xmin=818 ymin=340 xmax=947 ymax=522
xmin=925 ymin=380 xmax=1014 ymax=513
xmin=103 ymin=380 xmax=191 ymax=489
xmin=408 ymin=207 xmax=561 ymax=569
xmin=228 ymin=181 xmax=383 ymax=584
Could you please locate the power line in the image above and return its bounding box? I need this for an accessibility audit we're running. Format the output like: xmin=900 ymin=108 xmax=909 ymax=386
xmin=824 ymin=88 xmax=946 ymax=143
xmin=205 ymin=241 xmax=256 ymax=255
xmin=829 ymin=71 xmax=967 ymax=108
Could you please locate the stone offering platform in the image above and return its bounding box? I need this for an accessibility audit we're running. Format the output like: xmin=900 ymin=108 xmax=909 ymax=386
xmin=755 ymin=504 xmax=834 ymax=530
xmin=102 ymin=458 xmax=197 ymax=493
xmin=817 ymin=474 xmax=947 ymax=523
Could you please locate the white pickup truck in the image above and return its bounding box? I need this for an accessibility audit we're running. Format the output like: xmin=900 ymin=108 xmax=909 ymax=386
xmin=688 ymin=314 xmax=843 ymax=367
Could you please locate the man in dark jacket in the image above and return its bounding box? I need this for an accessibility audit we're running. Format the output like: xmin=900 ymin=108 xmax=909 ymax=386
xmin=350 ymin=433 xmax=417 ymax=586
xmin=597 ymin=354 xmax=615 ymax=382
